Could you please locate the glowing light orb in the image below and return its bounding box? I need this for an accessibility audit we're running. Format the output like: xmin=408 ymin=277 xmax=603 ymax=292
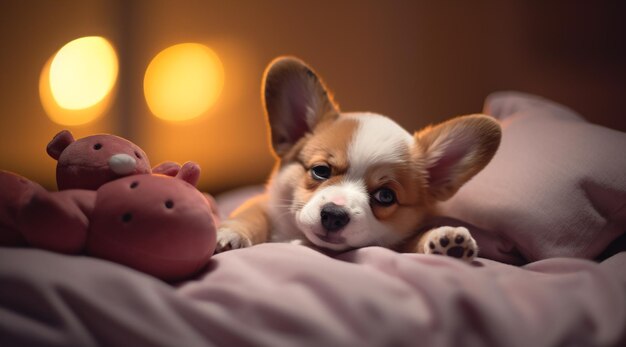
xmin=40 ymin=36 xmax=118 ymax=126
xmin=49 ymin=36 xmax=118 ymax=110
xmin=144 ymin=43 xmax=224 ymax=122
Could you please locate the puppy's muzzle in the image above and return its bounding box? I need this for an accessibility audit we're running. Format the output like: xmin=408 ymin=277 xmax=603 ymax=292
xmin=320 ymin=203 xmax=350 ymax=232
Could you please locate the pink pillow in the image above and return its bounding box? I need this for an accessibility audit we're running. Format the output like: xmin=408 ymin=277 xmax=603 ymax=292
xmin=438 ymin=92 xmax=626 ymax=263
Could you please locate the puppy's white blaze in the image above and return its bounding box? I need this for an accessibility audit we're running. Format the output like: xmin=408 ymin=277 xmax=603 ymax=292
xmin=345 ymin=113 xmax=413 ymax=178
xmin=296 ymin=179 xmax=396 ymax=250
xmin=298 ymin=181 xmax=367 ymax=226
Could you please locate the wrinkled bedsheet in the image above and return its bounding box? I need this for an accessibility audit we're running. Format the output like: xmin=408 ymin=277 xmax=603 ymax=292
xmin=1 ymin=244 xmax=625 ymax=347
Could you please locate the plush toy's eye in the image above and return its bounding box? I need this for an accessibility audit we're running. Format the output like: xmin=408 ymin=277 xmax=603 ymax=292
xmin=372 ymin=188 xmax=397 ymax=206
xmin=93 ymin=143 xmax=102 ymax=150
xmin=134 ymin=151 xmax=142 ymax=159
xmin=165 ymin=200 xmax=174 ymax=209
xmin=121 ymin=212 xmax=133 ymax=222
xmin=130 ymin=181 xmax=139 ymax=189
xmin=311 ymin=165 xmax=331 ymax=181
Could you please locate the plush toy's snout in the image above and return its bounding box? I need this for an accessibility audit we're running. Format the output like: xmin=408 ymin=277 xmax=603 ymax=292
xmin=108 ymin=153 xmax=137 ymax=175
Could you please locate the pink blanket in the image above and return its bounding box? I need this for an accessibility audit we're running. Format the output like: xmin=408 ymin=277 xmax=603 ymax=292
xmin=2 ymin=91 xmax=625 ymax=346
xmin=1 ymin=245 xmax=625 ymax=346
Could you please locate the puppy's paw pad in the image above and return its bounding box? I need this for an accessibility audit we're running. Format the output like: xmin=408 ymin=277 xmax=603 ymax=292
xmin=215 ymin=227 xmax=252 ymax=253
xmin=424 ymin=227 xmax=477 ymax=262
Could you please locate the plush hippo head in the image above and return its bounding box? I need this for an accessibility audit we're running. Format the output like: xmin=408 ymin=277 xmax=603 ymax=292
xmin=86 ymin=162 xmax=216 ymax=281
xmin=47 ymin=130 xmax=152 ymax=190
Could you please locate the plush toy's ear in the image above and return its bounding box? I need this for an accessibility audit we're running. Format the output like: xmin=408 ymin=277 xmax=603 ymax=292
xmin=263 ymin=56 xmax=340 ymax=157
xmin=152 ymin=161 xmax=182 ymax=177
xmin=415 ymin=114 xmax=501 ymax=201
xmin=47 ymin=130 xmax=75 ymax=160
xmin=175 ymin=162 xmax=200 ymax=186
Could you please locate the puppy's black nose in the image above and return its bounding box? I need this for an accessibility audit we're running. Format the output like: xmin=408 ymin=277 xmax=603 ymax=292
xmin=320 ymin=203 xmax=350 ymax=232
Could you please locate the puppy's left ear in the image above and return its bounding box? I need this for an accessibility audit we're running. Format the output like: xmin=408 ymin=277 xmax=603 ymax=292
xmin=262 ymin=57 xmax=340 ymax=157
xmin=415 ymin=114 xmax=501 ymax=201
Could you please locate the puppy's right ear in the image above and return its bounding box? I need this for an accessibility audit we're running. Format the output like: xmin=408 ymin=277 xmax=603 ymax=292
xmin=262 ymin=56 xmax=339 ymax=157
xmin=414 ymin=115 xmax=501 ymax=201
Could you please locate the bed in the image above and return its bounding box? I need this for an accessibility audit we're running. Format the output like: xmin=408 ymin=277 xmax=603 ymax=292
xmin=1 ymin=92 xmax=625 ymax=347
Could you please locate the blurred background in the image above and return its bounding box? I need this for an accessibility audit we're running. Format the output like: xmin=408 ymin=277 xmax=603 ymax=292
xmin=0 ymin=0 xmax=624 ymax=193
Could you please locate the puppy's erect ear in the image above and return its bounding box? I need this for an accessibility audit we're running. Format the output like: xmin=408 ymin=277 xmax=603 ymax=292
xmin=262 ymin=56 xmax=339 ymax=157
xmin=415 ymin=114 xmax=501 ymax=201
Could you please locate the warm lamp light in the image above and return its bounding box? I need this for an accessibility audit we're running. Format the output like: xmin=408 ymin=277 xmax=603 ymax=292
xmin=40 ymin=36 xmax=118 ymax=126
xmin=144 ymin=43 xmax=224 ymax=122
xmin=50 ymin=36 xmax=118 ymax=110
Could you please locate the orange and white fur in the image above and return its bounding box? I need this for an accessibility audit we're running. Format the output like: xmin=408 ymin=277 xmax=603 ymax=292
xmin=216 ymin=57 xmax=501 ymax=261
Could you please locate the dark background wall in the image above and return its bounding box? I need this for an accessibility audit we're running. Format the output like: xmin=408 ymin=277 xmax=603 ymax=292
xmin=0 ymin=0 xmax=624 ymax=193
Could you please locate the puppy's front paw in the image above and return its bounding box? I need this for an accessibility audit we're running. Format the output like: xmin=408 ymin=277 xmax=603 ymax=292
xmin=215 ymin=227 xmax=252 ymax=253
xmin=423 ymin=226 xmax=478 ymax=262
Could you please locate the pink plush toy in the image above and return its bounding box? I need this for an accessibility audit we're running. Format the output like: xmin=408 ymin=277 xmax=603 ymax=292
xmin=0 ymin=131 xmax=219 ymax=281
xmin=0 ymin=163 xmax=217 ymax=281
xmin=47 ymin=130 xmax=181 ymax=190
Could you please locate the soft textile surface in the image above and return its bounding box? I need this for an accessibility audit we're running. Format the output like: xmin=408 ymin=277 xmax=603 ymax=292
xmin=439 ymin=92 xmax=626 ymax=263
xmin=2 ymin=92 xmax=626 ymax=347
xmin=1 ymin=245 xmax=625 ymax=347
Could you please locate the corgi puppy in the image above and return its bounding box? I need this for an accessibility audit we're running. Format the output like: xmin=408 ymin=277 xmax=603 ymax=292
xmin=216 ymin=57 xmax=501 ymax=261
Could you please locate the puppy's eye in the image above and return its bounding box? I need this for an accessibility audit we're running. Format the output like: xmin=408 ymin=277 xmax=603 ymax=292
xmin=310 ymin=165 xmax=331 ymax=181
xmin=372 ymin=188 xmax=396 ymax=206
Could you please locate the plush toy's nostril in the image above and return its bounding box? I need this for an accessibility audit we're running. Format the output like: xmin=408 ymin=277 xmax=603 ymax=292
xmin=109 ymin=154 xmax=137 ymax=175
xmin=121 ymin=213 xmax=133 ymax=223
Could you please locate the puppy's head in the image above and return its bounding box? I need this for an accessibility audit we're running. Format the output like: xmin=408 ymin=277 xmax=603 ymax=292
xmin=264 ymin=57 xmax=501 ymax=251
